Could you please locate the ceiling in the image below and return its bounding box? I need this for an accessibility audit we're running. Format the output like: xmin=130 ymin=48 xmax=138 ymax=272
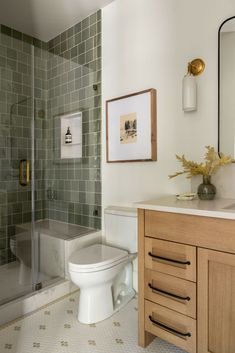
xmin=0 ymin=0 xmax=114 ymax=42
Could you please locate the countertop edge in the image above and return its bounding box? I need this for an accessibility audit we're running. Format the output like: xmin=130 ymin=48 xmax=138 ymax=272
xmin=136 ymin=203 xmax=235 ymax=220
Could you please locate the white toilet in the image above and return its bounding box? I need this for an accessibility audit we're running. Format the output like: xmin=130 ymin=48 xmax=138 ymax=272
xmin=68 ymin=206 xmax=137 ymax=324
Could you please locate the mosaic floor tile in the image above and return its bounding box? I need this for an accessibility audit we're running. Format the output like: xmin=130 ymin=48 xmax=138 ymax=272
xmin=0 ymin=293 xmax=186 ymax=353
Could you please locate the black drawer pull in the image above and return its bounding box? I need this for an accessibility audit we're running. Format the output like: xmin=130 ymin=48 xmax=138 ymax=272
xmin=148 ymin=252 xmax=191 ymax=265
xmin=148 ymin=283 xmax=190 ymax=301
xmin=149 ymin=315 xmax=191 ymax=337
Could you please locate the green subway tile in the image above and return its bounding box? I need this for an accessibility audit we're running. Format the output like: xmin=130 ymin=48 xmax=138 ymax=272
xmin=7 ymin=47 xmax=17 ymax=60
xmin=61 ymin=41 xmax=67 ymax=52
xmin=89 ymin=24 xmax=97 ymax=37
xmin=1 ymin=34 xmax=12 ymax=47
xmin=75 ymin=22 xmax=81 ymax=34
xmin=82 ymin=28 xmax=90 ymax=41
xmin=96 ymin=46 xmax=101 ymax=58
xmin=97 ymin=21 xmax=102 ymax=33
xmin=68 ymin=36 xmax=75 ymax=48
xmin=75 ymin=32 xmax=82 ymax=45
xmin=68 ymin=27 xmax=74 ymax=38
xmin=82 ymin=17 xmax=90 ymax=30
xmin=71 ymin=46 xmax=78 ymax=58
xmin=78 ymin=53 xmax=85 ymax=65
xmin=90 ymin=13 xmax=97 ymax=25
xmin=86 ymin=49 xmax=94 ymax=63
xmin=1 ymin=25 xmax=12 ymax=36
xmin=78 ymin=42 xmax=85 ymax=54
xmin=54 ymin=35 xmax=60 ymax=46
xmin=97 ymin=9 xmax=102 ymax=21
xmin=61 ymin=31 xmax=67 ymax=42
xmin=86 ymin=38 xmax=94 ymax=51
xmin=22 ymin=33 xmax=33 ymax=44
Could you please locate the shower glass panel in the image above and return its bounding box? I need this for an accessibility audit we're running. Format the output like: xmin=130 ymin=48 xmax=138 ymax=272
xmin=0 ymin=30 xmax=35 ymax=305
xmin=0 ymin=28 xmax=64 ymax=307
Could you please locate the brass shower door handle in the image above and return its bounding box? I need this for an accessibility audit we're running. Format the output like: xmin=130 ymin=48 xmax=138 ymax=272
xmin=19 ymin=159 xmax=30 ymax=186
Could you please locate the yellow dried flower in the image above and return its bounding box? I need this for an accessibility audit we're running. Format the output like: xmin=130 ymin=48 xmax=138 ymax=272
xmin=169 ymin=146 xmax=233 ymax=179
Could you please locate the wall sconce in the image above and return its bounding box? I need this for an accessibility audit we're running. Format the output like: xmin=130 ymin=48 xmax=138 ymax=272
xmin=182 ymin=58 xmax=205 ymax=112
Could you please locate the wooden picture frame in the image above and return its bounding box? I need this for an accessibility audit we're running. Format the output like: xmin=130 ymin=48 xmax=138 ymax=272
xmin=106 ymin=88 xmax=157 ymax=163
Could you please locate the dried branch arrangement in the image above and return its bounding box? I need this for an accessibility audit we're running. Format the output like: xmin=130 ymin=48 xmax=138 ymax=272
xmin=169 ymin=146 xmax=233 ymax=179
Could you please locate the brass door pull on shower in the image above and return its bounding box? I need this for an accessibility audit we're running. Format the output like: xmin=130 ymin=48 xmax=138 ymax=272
xmin=19 ymin=159 xmax=30 ymax=186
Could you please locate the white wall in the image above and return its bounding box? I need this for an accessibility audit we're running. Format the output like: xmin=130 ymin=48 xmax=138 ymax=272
xmin=102 ymin=0 xmax=235 ymax=211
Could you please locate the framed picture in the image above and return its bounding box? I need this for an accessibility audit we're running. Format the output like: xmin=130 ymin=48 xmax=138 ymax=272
xmin=106 ymin=88 xmax=157 ymax=162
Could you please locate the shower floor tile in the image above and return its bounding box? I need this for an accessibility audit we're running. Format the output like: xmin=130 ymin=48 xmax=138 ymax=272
xmin=0 ymin=292 xmax=186 ymax=353
xmin=0 ymin=262 xmax=32 ymax=304
xmin=0 ymin=261 xmax=59 ymax=305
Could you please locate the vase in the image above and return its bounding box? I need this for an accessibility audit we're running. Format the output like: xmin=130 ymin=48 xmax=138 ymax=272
xmin=197 ymin=175 xmax=216 ymax=200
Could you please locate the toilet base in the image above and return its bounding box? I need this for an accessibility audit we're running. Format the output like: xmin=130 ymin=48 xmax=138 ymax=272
xmin=78 ymin=282 xmax=113 ymax=324
xmin=76 ymin=262 xmax=136 ymax=324
xmin=78 ymin=284 xmax=135 ymax=324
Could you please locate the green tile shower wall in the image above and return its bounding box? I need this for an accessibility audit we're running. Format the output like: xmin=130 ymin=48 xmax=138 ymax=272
xmin=46 ymin=10 xmax=102 ymax=229
xmin=0 ymin=11 xmax=101 ymax=264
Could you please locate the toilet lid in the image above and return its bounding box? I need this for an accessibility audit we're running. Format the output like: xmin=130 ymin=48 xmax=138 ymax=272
xmin=69 ymin=244 xmax=128 ymax=272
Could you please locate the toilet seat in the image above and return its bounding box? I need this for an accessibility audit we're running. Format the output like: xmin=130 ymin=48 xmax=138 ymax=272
xmin=69 ymin=244 xmax=128 ymax=273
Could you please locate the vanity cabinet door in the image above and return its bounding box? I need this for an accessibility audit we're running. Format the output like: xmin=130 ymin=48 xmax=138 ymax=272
xmin=198 ymin=248 xmax=235 ymax=353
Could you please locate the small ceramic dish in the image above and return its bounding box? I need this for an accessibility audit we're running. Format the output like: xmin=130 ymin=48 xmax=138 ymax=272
xmin=176 ymin=193 xmax=196 ymax=201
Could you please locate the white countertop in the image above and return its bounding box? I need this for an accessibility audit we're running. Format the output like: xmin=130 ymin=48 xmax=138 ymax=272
xmin=136 ymin=196 xmax=235 ymax=220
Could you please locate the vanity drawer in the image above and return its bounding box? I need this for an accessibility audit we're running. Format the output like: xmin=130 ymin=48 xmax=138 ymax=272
xmin=145 ymin=237 xmax=196 ymax=282
xmin=145 ymin=269 xmax=196 ymax=318
xmin=145 ymin=300 xmax=196 ymax=353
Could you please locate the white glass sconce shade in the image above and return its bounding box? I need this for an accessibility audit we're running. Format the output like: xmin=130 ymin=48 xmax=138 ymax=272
xmin=182 ymin=58 xmax=205 ymax=112
xmin=182 ymin=74 xmax=197 ymax=112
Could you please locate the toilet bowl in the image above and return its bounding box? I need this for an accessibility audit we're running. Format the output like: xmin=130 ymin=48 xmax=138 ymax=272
xmin=10 ymin=232 xmax=32 ymax=285
xmin=69 ymin=243 xmax=136 ymax=324
xmin=68 ymin=206 xmax=138 ymax=324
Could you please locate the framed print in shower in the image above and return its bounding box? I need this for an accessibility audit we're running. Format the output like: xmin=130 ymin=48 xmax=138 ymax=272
xmin=106 ymin=88 xmax=157 ymax=162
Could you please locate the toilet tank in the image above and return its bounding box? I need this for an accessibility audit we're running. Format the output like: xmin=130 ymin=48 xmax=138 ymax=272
xmin=104 ymin=206 xmax=137 ymax=253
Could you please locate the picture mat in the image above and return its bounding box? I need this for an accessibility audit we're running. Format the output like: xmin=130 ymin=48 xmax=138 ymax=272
xmin=108 ymin=92 xmax=151 ymax=161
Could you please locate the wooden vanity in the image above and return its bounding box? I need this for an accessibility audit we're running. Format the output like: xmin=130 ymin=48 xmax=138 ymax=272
xmin=137 ymin=197 xmax=235 ymax=353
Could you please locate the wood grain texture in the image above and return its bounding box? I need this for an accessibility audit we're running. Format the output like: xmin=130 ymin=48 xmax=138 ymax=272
xmin=138 ymin=209 xmax=155 ymax=347
xmin=145 ymin=300 xmax=196 ymax=353
xmin=145 ymin=237 xmax=196 ymax=282
xmin=198 ymin=248 xmax=235 ymax=353
xmin=145 ymin=269 xmax=196 ymax=318
xmin=145 ymin=210 xmax=235 ymax=254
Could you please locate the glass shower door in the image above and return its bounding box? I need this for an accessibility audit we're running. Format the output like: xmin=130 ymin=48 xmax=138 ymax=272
xmin=0 ymin=30 xmax=36 ymax=305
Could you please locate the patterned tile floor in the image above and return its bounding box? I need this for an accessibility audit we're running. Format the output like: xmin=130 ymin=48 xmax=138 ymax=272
xmin=0 ymin=292 xmax=186 ymax=353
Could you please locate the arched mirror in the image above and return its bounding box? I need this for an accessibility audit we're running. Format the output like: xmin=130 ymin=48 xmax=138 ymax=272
xmin=219 ymin=16 xmax=235 ymax=157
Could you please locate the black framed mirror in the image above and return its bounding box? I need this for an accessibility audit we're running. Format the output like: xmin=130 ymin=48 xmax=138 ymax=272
xmin=218 ymin=16 xmax=235 ymax=158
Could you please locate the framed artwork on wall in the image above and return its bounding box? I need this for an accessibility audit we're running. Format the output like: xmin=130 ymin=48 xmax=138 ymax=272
xmin=106 ymin=88 xmax=157 ymax=162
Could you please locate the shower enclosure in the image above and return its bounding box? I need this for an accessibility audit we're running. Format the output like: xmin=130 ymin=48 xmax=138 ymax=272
xmin=0 ymin=30 xmax=52 ymax=305
xmin=0 ymin=10 xmax=102 ymax=306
